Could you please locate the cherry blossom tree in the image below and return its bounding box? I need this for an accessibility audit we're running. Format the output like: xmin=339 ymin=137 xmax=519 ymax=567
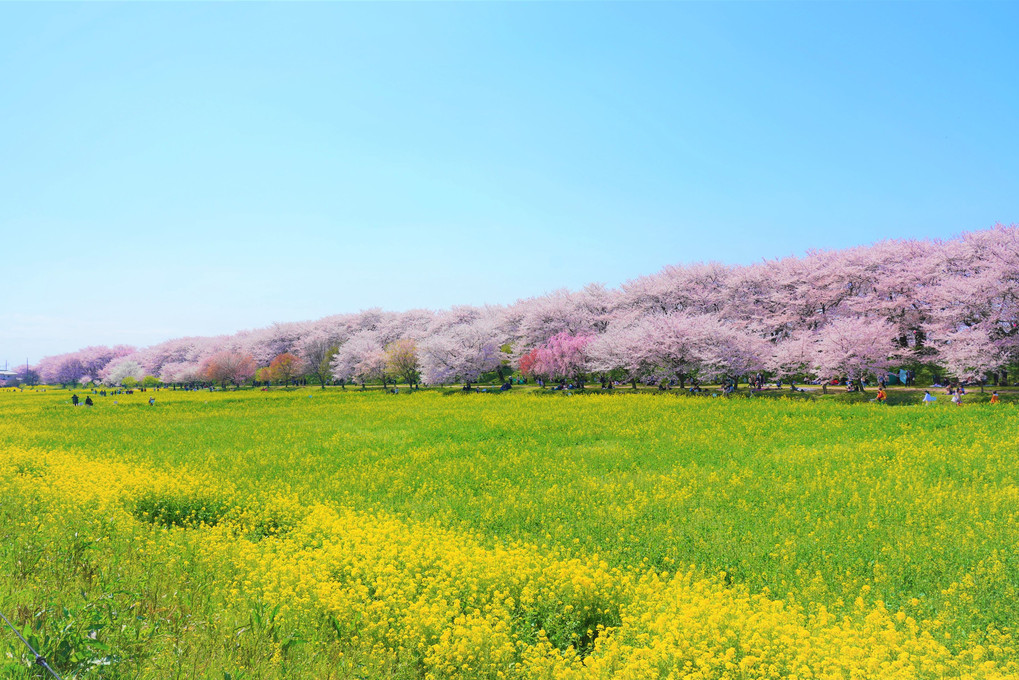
xmin=159 ymin=361 xmax=202 ymax=386
xmin=102 ymin=359 xmax=145 ymax=386
xmin=769 ymin=331 xmax=823 ymax=388
xmin=632 ymin=313 xmax=715 ymax=387
xmin=201 ymin=351 xmax=257 ymax=389
xmin=587 ymin=323 xmax=647 ymax=388
xmin=330 ymin=332 xmax=387 ymax=389
xmin=36 ymin=345 xmax=135 ymax=386
xmin=419 ymin=318 xmax=504 ymax=389
xmin=508 ymin=285 xmax=617 ymax=351
xmin=697 ymin=324 xmax=767 ymax=382
xmin=28 ymin=225 xmax=1019 ymax=389
xmin=37 ymin=354 xmax=85 ymax=386
xmin=238 ymin=322 xmax=311 ymax=365
xmin=924 ymin=226 xmax=1019 ymax=380
xmin=933 ymin=326 xmax=1005 ymax=389
xmin=618 ymin=261 xmax=729 ymax=318
xmin=587 ymin=314 xmax=698 ymax=387
xmin=79 ymin=345 xmax=136 ymax=379
xmin=814 ymin=316 xmax=898 ymax=390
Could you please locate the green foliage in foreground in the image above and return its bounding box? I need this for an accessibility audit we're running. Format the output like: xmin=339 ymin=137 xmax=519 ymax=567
xmin=0 ymin=387 xmax=1017 ymax=678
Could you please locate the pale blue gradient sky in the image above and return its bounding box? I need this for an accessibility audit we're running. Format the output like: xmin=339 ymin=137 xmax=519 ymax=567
xmin=2 ymin=2 xmax=1017 ymax=364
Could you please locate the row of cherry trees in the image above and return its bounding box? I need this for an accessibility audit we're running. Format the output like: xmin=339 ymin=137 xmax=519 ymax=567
xmin=26 ymin=225 xmax=1019 ymax=389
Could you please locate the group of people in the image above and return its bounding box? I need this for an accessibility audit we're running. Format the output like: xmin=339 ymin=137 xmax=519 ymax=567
xmin=70 ymin=393 xmax=156 ymax=406
xmin=50 ymin=379 xmax=1011 ymax=407
xmin=915 ymin=389 xmax=1002 ymax=406
xmin=70 ymin=394 xmax=93 ymax=407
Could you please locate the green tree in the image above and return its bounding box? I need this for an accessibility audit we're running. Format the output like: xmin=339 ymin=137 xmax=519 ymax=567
xmin=303 ymin=339 xmax=339 ymax=389
xmin=384 ymin=339 xmax=420 ymax=388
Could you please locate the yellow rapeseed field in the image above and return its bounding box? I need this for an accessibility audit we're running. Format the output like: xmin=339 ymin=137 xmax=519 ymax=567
xmin=1 ymin=387 xmax=1017 ymax=679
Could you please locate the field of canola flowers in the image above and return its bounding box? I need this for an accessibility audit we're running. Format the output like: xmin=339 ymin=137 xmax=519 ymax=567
xmin=1 ymin=387 xmax=1018 ymax=679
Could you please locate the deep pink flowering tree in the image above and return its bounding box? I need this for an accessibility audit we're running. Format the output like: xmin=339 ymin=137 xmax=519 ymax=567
xmin=529 ymin=332 xmax=594 ymax=385
xmin=518 ymin=347 xmax=544 ymax=381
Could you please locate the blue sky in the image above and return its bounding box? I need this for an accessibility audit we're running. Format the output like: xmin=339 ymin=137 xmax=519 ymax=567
xmin=2 ymin=2 xmax=1017 ymax=365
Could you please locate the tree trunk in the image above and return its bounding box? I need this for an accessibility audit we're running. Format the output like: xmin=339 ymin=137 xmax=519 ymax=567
xmin=631 ymin=379 xmax=637 ymax=390
xmin=822 ymin=383 xmax=827 ymax=394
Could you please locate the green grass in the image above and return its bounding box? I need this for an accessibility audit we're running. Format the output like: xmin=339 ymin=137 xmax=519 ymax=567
xmin=1 ymin=386 xmax=1018 ymax=678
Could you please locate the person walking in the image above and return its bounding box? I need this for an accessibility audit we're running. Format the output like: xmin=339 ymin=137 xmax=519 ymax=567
xmin=71 ymin=393 xmax=79 ymax=406
xmin=990 ymin=391 xmax=1000 ymax=404
xmin=951 ymin=389 xmax=962 ymax=407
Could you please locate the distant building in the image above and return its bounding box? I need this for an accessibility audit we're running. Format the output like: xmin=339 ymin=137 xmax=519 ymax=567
xmin=0 ymin=365 xmax=19 ymax=384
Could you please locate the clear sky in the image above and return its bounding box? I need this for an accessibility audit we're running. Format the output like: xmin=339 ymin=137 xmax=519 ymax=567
xmin=2 ymin=2 xmax=1017 ymax=365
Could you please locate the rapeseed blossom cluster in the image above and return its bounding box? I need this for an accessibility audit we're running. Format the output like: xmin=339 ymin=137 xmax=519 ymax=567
xmin=2 ymin=388 xmax=1019 ymax=678
xmin=3 ymin=416 xmax=1018 ymax=678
